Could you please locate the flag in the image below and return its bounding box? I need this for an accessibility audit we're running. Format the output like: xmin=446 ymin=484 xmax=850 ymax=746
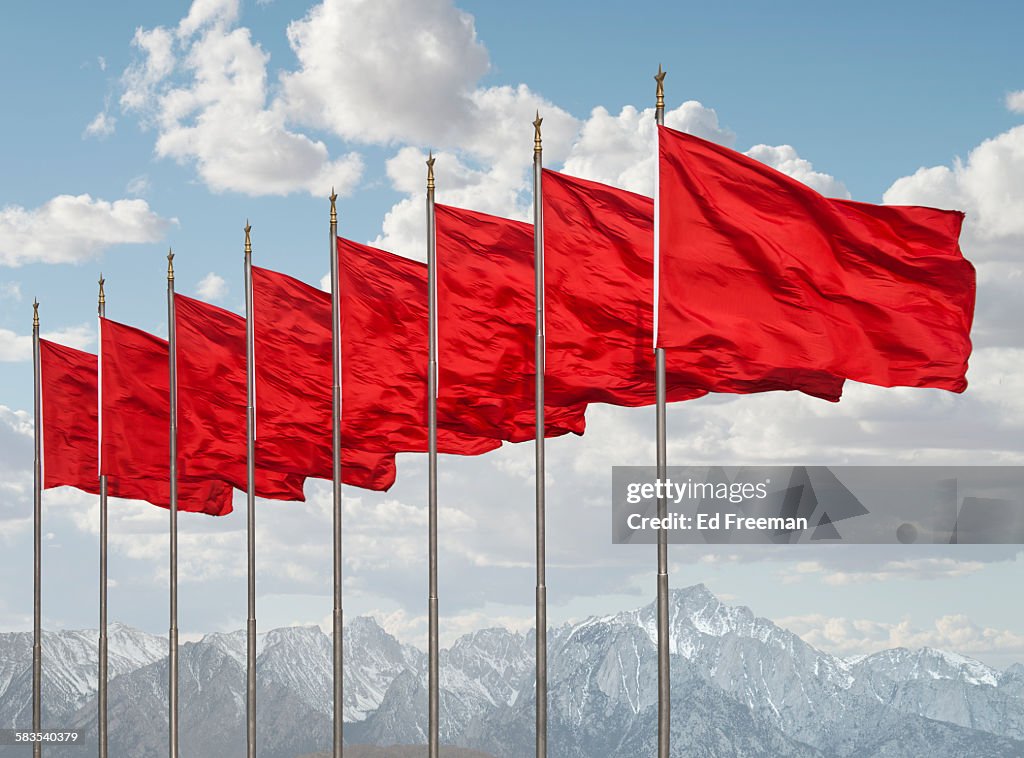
xmin=174 ymin=294 xmax=306 ymax=500
xmin=657 ymin=125 xmax=975 ymax=392
xmin=434 ymin=204 xmax=588 ymax=442
xmin=544 ymin=168 xmax=845 ymax=403
xmin=251 ymin=266 xmax=397 ymax=490
xmin=338 ymin=236 xmax=501 ymax=456
xmin=43 ymin=337 xmax=230 ymax=513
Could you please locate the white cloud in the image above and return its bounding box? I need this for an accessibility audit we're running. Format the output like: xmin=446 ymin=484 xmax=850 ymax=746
xmin=280 ymin=0 xmax=489 ymax=147
xmin=125 ymin=175 xmax=150 ymax=196
xmin=0 ymin=194 xmax=172 ymax=267
xmin=778 ymin=612 xmax=1024 ymax=659
xmin=119 ymin=4 xmax=363 ymax=197
xmin=97 ymin=56 xmax=107 ymax=72
xmin=0 ymin=281 xmax=22 ymax=302
xmin=884 ymin=124 xmax=1024 ymax=251
xmin=1006 ymin=90 xmax=1024 ymax=114
xmin=0 ymin=324 xmax=94 ymax=362
xmin=195 ymin=271 xmax=227 ymax=301
xmin=745 ymin=144 xmax=850 ymax=198
xmin=84 ymin=111 xmax=116 ymax=139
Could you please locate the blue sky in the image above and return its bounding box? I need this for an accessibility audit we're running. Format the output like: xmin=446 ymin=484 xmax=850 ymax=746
xmin=1 ymin=0 xmax=1024 ymax=666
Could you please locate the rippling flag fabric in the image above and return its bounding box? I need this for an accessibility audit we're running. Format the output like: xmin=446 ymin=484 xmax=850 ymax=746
xmin=337 ymin=236 xmax=501 ymax=456
xmin=250 ymin=266 xmax=396 ymax=491
xmin=434 ymin=204 xmax=588 ymax=442
xmin=96 ymin=322 xmax=233 ymax=515
xmin=174 ymin=294 xmax=306 ymax=500
xmin=657 ymin=125 xmax=975 ymax=392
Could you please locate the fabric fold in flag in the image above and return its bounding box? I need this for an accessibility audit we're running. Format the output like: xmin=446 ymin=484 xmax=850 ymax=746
xmin=49 ymin=329 xmax=229 ymax=516
xmin=657 ymin=125 xmax=975 ymax=392
xmin=434 ymin=204 xmax=588 ymax=442
xmin=338 ymin=236 xmax=501 ymax=456
xmin=543 ymin=168 xmax=845 ymax=403
xmin=174 ymin=294 xmax=306 ymax=501
xmin=251 ymin=266 xmax=397 ymax=491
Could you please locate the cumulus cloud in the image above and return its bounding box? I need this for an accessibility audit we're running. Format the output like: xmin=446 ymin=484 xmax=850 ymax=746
xmin=778 ymin=612 xmax=1024 ymax=660
xmin=83 ymin=111 xmax=116 ymax=139
xmin=0 ymin=194 xmax=172 ymax=267
xmin=0 ymin=324 xmax=94 ymax=362
xmin=1006 ymin=90 xmax=1024 ymax=114
xmin=195 ymin=271 xmax=227 ymax=301
xmin=745 ymin=144 xmax=850 ymax=198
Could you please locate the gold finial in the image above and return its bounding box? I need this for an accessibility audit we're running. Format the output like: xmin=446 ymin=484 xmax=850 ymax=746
xmin=244 ymin=221 xmax=252 ymax=257
xmin=32 ymin=299 xmax=39 ymax=328
xmin=98 ymin=274 xmax=106 ymax=308
xmin=329 ymin=188 xmax=338 ymax=226
xmin=655 ymin=64 xmax=667 ymax=110
xmin=533 ymin=111 xmax=543 ymax=155
xmin=426 ymin=152 xmax=435 ymax=192
xmin=167 ymin=248 xmax=175 ymax=282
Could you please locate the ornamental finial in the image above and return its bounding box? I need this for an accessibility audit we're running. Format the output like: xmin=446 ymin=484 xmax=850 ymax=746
xmin=167 ymin=248 xmax=175 ymax=282
xmin=244 ymin=221 xmax=252 ymax=258
xmin=98 ymin=274 xmax=106 ymax=309
xmin=533 ymin=111 xmax=543 ymax=155
xmin=655 ymin=64 xmax=667 ymax=110
xmin=329 ymin=188 xmax=338 ymax=226
xmin=32 ymin=299 xmax=39 ymax=329
xmin=426 ymin=152 xmax=435 ymax=192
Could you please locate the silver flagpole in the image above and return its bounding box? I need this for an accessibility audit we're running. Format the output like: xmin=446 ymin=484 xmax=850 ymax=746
xmin=97 ymin=277 xmax=109 ymax=758
xmin=31 ymin=299 xmax=41 ymax=758
xmin=426 ymin=154 xmax=439 ymax=758
xmin=167 ymin=251 xmax=179 ymax=758
xmin=329 ymin=191 xmax=344 ymax=758
xmin=532 ymin=114 xmax=548 ymax=758
xmin=653 ymin=65 xmax=670 ymax=758
xmin=244 ymin=224 xmax=257 ymax=758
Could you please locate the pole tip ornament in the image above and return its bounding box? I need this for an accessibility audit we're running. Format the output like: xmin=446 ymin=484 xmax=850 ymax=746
xmin=167 ymin=249 xmax=175 ymax=282
xmin=426 ymin=152 xmax=436 ymax=192
xmin=244 ymin=221 xmax=252 ymax=257
xmin=533 ymin=111 xmax=543 ymax=155
xmin=98 ymin=274 xmax=106 ymax=307
xmin=655 ymin=64 xmax=667 ymax=110
xmin=329 ymin=188 xmax=338 ymax=225
xmin=32 ymin=299 xmax=39 ymax=328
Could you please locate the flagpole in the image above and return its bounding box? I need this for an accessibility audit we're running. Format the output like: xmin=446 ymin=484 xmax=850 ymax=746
xmin=532 ymin=113 xmax=548 ymax=758
xmin=31 ymin=299 xmax=41 ymax=758
xmin=329 ymin=190 xmax=344 ymax=758
xmin=653 ymin=65 xmax=670 ymax=758
xmin=97 ymin=277 xmax=109 ymax=758
xmin=244 ymin=224 xmax=257 ymax=758
xmin=166 ymin=251 xmax=179 ymax=758
xmin=426 ymin=153 xmax=440 ymax=758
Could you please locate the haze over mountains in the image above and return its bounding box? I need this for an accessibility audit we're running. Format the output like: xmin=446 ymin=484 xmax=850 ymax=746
xmin=2 ymin=586 xmax=1023 ymax=757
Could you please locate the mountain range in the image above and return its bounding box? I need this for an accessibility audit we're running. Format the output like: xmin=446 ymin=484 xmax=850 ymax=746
xmin=2 ymin=585 xmax=1022 ymax=757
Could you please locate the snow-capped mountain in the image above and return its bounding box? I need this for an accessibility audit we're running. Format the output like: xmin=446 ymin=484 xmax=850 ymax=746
xmin=2 ymin=587 xmax=1024 ymax=757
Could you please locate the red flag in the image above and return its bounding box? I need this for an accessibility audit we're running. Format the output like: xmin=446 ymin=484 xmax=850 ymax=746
xmin=544 ymin=168 xmax=845 ymax=403
xmin=657 ymin=125 xmax=975 ymax=392
xmin=44 ymin=328 xmax=227 ymax=515
xmin=251 ymin=266 xmax=397 ymax=491
xmin=338 ymin=237 xmax=501 ymax=456
xmin=434 ymin=204 xmax=588 ymax=442
xmin=42 ymin=338 xmax=223 ymax=507
xmin=174 ymin=294 xmax=305 ymax=501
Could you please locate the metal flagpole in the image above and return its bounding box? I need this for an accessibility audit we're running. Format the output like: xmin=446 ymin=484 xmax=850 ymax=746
xmin=653 ymin=65 xmax=671 ymax=758
xmin=329 ymin=191 xmax=344 ymax=758
xmin=166 ymin=251 xmax=179 ymax=758
xmin=244 ymin=224 xmax=257 ymax=758
xmin=532 ymin=113 xmax=548 ymax=758
xmin=426 ymin=153 xmax=439 ymax=758
xmin=31 ymin=299 xmax=41 ymax=758
xmin=98 ymin=277 xmax=109 ymax=758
